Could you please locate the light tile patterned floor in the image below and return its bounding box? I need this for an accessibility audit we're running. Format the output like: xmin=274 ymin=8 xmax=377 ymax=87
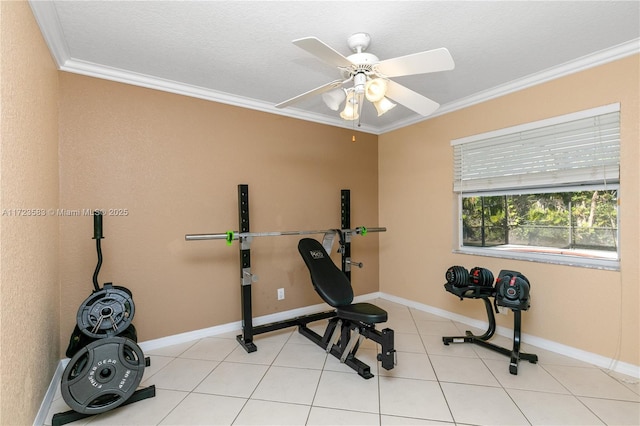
xmin=45 ymin=299 xmax=640 ymax=425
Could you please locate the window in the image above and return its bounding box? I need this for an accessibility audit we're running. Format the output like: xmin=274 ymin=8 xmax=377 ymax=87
xmin=452 ymin=104 xmax=620 ymax=270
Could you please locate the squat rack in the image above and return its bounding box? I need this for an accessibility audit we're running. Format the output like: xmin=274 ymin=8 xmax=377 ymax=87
xmin=185 ymin=184 xmax=386 ymax=353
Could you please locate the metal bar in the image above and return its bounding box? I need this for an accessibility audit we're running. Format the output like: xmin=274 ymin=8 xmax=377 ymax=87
xmin=236 ymin=184 xmax=257 ymax=353
xmin=252 ymin=310 xmax=336 ymax=336
xmin=298 ymin=321 xmax=374 ymax=379
xmin=441 ymin=294 xmax=538 ymax=375
xmin=52 ymin=386 xmax=156 ymax=426
xmin=185 ymin=227 xmax=386 ymax=241
xmin=326 ymin=319 xmax=342 ymax=353
xmin=340 ymin=328 xmax=361 ymax=363
xmin=341 ymin=189 xmax=351 ymax=278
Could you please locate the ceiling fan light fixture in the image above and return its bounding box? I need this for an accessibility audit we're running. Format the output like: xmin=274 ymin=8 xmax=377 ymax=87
xmin=365 ymin=78 xmax=388 ymax=102
xmin=340 ymin=104 xmax=359 ymax=120
xmin=340 ymin=90 xmax=359 ymax=121
xmin=321 ymin=88 xmax=346 ymax=111
xmin=373 ymin=96 xmax=397 ymax=116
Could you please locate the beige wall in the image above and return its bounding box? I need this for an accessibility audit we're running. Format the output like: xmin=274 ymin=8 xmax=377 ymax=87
xmin=1 ymin=4 xmax=638 ymax=422
xmin=0 ymin=1 xmax=60 ymax=424
xmin=379 ymin=55 xmax=640 ymax=366
xmin=58 ymin=73 xmax=380 ymax=348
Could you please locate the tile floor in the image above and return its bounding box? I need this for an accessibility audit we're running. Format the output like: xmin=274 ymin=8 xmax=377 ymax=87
xmin=45 ymin=299 xmax=639 ymax=425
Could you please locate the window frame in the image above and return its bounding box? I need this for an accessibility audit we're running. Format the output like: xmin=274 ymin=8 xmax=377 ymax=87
xmin=455 ymin=184 xmax=620 ymax=270
xmin=451 ymin=104 xmax=621 ymax=271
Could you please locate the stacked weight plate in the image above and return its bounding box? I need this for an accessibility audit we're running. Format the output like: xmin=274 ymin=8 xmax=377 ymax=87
xmin=61 ymin=284 xmax=146 ymax=415
xmin=60 ymin=212 xmax=149 ymax=416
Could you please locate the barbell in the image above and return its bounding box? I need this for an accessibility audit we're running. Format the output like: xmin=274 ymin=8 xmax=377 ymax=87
xmin=185 ymin=226 xmax=386 ymax=244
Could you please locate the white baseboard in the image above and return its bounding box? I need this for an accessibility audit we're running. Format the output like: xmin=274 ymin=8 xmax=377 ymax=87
xmin=139 ymin=300 xmax=334 ymax=352
xmin=36 ymin=291 xmax=638 ymax=425
xmin=138 ymin=293 xmax=379 ymax=352
xmin=378 ymin=292 xmax=640 ymax=379
xmin=33 ymin=359 xmax=68 ymax=426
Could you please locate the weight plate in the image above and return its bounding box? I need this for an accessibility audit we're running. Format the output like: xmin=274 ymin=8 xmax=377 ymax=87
xmin=445 ymin=266 xmax=469 ymax=287
xmin=470 ymin=267 xmax=494 ymax=287
xmin=61 ymin=337 xmax=145 ymax=415
xmin=77 ymin=284 xmax=135 ymax=339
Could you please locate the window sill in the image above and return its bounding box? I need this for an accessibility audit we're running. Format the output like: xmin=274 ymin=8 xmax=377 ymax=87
xmin=454 ymin=245 xmax=620 ymax=271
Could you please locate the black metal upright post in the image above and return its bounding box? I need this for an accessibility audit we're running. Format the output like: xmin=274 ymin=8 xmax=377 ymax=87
xmin=481 ymin=197 xmax=486 ymax=247
xmin=236 ymin=184 xmax=257 ymax=352
xmin=341 ymin=189 xmax=351 ymax=280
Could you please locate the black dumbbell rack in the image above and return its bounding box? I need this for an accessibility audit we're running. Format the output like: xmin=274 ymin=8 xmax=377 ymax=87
xmin=442 ymin=283 xmax=538 ymax=375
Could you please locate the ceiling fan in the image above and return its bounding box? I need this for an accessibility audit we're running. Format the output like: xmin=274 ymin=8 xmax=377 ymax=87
xmin=275 ymin=33 xmax=455 ymax=122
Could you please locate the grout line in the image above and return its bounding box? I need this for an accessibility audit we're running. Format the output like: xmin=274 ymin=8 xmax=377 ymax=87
xmin=409 ymin=306 xmax=457 ymax=424
xmin=231 ymin=331 xmax=292 ymax=424
xmin=39 ymin=296 xmax=640 ymax=425
xmin=154 ymin=387 xmax=190 ymax=426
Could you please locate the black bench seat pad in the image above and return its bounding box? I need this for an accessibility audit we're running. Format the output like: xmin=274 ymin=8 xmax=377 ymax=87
xmin=298 ymin=237 xmax=388 ymax=324
xmin=298 ymin=238 xmax=354 ymax=306
xmin=337 ymin=302 xmax=388 ymax=324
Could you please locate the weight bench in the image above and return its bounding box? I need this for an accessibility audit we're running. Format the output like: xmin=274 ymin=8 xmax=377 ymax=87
xmin=297 ymin=238 xmax=396 ymax=379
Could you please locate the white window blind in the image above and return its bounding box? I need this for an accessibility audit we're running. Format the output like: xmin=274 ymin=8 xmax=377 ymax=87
xmin=452 ymin=104 xmax=620 ymax=192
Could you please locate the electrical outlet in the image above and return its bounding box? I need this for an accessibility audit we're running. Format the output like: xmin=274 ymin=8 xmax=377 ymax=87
xmin=277 ymin=288 xmax=285 ymax=300
xmin=497 ymin=305 xmax=509 ymax=315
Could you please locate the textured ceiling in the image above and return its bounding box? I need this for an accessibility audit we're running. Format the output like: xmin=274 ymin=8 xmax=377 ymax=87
xmin=30 ymin=1 xmax=640 ymax=134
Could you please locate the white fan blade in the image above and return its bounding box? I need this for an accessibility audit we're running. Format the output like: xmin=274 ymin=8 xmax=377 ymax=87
xmin=275 ymin=79 xmax=345 ymax=109
xmin=376 ymin=47 xmax=455 ymax=77
xmin=385 ymin=80 xmax=440 ymax=116
xmin=293 ymin=37 xmax=353 ymax=68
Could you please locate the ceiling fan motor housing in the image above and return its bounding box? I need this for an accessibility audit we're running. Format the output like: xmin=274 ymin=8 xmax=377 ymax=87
xmin=345 ymin=32 xmax=380 ymax=82
xmin=347 ymin=32 xmax=371 ymax=52
xmin=343 ymin=54 xmax=379 ymax=80
xmin=347 ymin=52 xmax=379 ymax=65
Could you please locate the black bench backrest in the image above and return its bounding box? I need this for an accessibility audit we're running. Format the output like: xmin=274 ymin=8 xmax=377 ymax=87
xmin=298 ymin=238 xmax=354 ymax=307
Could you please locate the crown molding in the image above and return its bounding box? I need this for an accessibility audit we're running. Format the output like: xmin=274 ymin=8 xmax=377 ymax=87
xmin=377 ymin=37 xmax=640 ymax=134
xmin=29 ymin=0 xmax=71 ymax=64
xmin=60 ymin=58 xmax=379 ymax=135
xmin=29 ymin=0 xmax=639 ymax=136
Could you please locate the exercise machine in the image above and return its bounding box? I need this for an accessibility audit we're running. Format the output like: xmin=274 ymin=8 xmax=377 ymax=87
xmin=298 ymin=237 xmax=395 ymax=379
xmin=186 ymin=185 xmax=393 ymax=377
xmin=442 ymin=265 xmax=538 ymax=375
